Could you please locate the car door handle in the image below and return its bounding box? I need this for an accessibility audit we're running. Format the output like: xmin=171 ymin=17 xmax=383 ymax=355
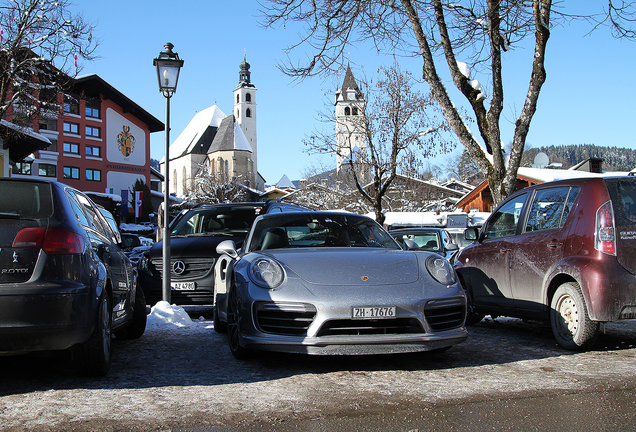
xmin=500 ymin=247 xmax=511 ymax=254
xmin=548 ymin=241 xmax=563 ymax=249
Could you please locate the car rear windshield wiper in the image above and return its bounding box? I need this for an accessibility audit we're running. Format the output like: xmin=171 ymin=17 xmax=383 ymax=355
xmin=0 ymin=211 xmax=20 ymax=219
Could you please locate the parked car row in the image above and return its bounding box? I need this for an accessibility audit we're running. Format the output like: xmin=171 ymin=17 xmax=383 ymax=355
xmin=7 ymin=174 xmax=632 ymax=372
xmin=0 ymin=178 xmax=147 ymax=376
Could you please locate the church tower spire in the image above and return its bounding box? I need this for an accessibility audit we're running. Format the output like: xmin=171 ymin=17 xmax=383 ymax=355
xmin=234 ymin=55 xmax=258 ymax=180
xmin=335 ymin=64 xmax=366 ymax=172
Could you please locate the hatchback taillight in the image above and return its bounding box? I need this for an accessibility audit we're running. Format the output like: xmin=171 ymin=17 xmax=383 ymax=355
xmin=595 ymin=201 xmax=616 ymax=255
xmin=13 ymin=228 xmax=84 ymax=254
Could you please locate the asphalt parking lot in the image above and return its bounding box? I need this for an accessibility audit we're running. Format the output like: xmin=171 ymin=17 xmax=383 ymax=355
xmin=1 ymin=308 xmax=636 ymax=431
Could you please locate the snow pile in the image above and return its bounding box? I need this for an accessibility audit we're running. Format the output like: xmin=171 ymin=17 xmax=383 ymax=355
xmin=147 ymin=301 xmax=194 ymax=328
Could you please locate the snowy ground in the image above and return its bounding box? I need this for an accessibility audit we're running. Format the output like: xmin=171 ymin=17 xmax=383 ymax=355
xmin=1 ymin=303 xmax=636 ymax=431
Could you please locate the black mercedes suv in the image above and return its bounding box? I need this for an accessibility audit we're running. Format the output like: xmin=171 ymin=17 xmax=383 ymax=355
xmin=138 ymin=200 xmax=311 ymax=306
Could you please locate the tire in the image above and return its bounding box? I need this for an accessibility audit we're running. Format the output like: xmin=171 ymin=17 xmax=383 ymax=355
xmin=74 ymin=294 xmax=112 ymax=377
xmin=213 ymin=304 xmax=227 ymax=333
xmin=550 ymin=282 xmax=599 ymax=350
xmin=227 ymin=285 xmax=250 ymax=359
xmin=115 ymin=285 xmax=147 ymax=340
xmin=459 ymin=275 xmax=484 ymax=326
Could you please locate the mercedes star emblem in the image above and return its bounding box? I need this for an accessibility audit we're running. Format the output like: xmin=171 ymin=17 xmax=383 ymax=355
xmin=172 ymin=260 xmax=186 ymax=275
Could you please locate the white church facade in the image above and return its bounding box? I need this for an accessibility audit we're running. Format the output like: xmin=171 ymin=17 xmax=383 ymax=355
xmin=160 ymin=56 xmax=265 ymax=197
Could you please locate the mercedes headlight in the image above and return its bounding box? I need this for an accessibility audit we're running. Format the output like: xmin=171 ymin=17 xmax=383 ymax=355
xmin=426 ymin=255 xmax=457 ymax=286
xmin=249 ymin=257 xmax=284 ymax=288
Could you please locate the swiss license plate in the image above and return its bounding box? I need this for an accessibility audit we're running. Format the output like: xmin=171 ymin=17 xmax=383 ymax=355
xmin=171 ymin=281 xmax=195 ymax=291
xmin=352 ymin=306 xmax=396 ymax=319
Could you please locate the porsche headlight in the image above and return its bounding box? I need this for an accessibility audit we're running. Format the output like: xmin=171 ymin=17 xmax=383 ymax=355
xmin=425 ymin=255 xmax=457 ymax=286
xmin=249 ymin=257 xmax=284 ymax=288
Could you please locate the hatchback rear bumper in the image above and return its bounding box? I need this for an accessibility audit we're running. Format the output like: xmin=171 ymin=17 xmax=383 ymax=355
xmin=0 ymin=281 xmax=98 ymax=355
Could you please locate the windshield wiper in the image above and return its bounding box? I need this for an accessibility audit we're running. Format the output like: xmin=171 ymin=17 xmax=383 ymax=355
xmin=0 ymin=212 xmax=20 ymax=219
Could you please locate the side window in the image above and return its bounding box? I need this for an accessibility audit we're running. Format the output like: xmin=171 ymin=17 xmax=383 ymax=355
xmin=525 ymin=186 xmax=580 ymax=233
xmin=66 ymin=191 xmax=90 ymax=226
xmin=484 ymin=193 xmax=527 ymax=240
xmin=75 ymin=192 xmax=109 ymax=238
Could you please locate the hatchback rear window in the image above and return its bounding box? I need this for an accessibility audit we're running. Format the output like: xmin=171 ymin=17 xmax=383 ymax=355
xmin=607 ymin=179 xmax=636 ymax=227
xmin=0 ymin=181 xmax=53 ymax=218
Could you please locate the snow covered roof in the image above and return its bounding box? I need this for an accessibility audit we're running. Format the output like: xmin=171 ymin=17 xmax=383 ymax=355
xmin=517 ymin=166 xmax=628 ymax=182
xmin=163 ymin=105 xmax=226 ymax=162
xmin=162 ymin=106 xmax=253 ymax=163
xmin=276 ymin=174 xmax=295 ymax=189
xmin=1 ymin=119 xmax=51 ymax=161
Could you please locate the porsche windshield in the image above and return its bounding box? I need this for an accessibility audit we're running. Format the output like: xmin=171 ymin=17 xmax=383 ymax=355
xmin=171 ymin=206 xmax=260 ymax=236
xmin=249 ymin=213 xmax=400 ymax=251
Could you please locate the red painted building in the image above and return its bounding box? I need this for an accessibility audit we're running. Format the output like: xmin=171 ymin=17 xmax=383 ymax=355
xmin=8 ymin=74 xmax=163 ymax=200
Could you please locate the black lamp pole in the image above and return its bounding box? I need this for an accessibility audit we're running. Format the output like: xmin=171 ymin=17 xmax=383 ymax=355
xmin=153 ymin=42 xmax=184 ymax=303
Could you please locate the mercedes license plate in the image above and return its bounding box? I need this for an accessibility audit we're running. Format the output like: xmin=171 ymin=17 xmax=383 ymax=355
xmin=352 ymin=306 xmax=396 ymax=319
xmin=171 ymin=282 xmax=195 ymax=291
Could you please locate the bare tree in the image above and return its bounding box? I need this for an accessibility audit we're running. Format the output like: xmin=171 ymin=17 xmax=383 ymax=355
xmin=0 ymin=0 xmax=97 ymax=124
xmin=261 ymin=0 xmax=635 ymax=205
xmin=183 ymin=162 xmax=253 ymax=204
xmin=305 ymin=62 xmax=446 ymax=224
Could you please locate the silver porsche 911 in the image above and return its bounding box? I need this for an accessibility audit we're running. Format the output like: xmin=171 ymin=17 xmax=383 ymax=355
xmin=213 ymin=211 xmax=467 ymax=358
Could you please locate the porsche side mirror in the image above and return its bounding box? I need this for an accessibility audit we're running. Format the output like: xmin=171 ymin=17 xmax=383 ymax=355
xmin=217 ymin=239 xmax=238 ymax=259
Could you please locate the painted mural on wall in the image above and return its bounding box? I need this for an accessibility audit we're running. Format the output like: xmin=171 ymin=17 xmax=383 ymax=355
xmin=106 ymin=108 xmax=145 ymax=166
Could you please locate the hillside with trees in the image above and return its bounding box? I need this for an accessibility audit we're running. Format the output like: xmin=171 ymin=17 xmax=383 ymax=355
xmin=522 ymin=145 xmax=636 ymax=172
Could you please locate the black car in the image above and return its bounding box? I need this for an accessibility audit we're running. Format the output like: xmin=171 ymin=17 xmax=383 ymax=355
xmin=138 ymin=200 xmax=311 ymax=306
xmin=0 ymin=178 xmax=146 ymax=376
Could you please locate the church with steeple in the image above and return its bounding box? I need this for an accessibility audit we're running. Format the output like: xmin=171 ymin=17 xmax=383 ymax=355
xmin=160 ymin=56 xmax=264 ymax=197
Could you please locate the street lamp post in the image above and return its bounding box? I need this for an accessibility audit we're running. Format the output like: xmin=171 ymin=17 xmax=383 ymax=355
xmin=154 ymin=42 xmax=184 ymax=303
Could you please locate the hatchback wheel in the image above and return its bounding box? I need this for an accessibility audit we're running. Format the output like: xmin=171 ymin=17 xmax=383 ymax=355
xmin=115 ymin=285 xmax=147 ymax=340
xmin=550 ymin=282 xmax=598 ymax=350
xmin=74 ymin=294 xmax=112 ymax=376
xmin=227 ymin=285 xmax=250 ymax=359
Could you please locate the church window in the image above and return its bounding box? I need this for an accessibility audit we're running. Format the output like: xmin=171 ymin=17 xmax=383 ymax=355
xmin=236 ymin=109 xmax=239 ymax=118
xmin=183 ymin=166 xmax=187 ymax=195
xmin=236 ymin=94 xmax=240 ymax=103
xmin=246 ymin=108 xmax=251 ymax=118
xmin=352 ymin=107 xmax=358 ymax=115
xmin=246 ymin=93 xmax=252 ymax=102
xmin=345 ymin=107 xmax=351 ymax=116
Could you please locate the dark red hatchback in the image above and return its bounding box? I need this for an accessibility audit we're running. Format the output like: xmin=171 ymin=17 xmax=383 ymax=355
xmin=455 ymin=176 xmax=636 ymax=350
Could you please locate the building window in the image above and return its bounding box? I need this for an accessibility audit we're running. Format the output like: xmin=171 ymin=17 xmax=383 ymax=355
xmin=345 ymin=107 xmax=351 ymax=116
xmin=14 ymin=161 xmax=32 ymax=175
xmin=236 ymin=94 xmax=240 ymax=103
xmin=63 ymin=122 xmax=79 ymax=134
xmin=86 ymin=169 xmax=101 ymax=182
xmin=352 ymin=107 xmax=358 ymax=115
xmin=86 ymin=145 xmax=101 ymax=157
xmin=246 ymin=93 xmax=252 ymax=102
xmin=63 ymin=142 xmax=80 ymax=154
xmin=38 ymin=164 xmax=56 ymax=177
xmin=182 ymin=166 xmax=187 ymax=195
xmin=85 ymin=105 xmax=100 ymax=119
xmin=246 ymin=108 xmax=251 ymax=118
xmin=85 ymin=126 xmax=101 ymax=138
xmin=63 ymin=166 xmax=80 ymax=179
xmin=63 ymin=99 xmax=79 ymax=115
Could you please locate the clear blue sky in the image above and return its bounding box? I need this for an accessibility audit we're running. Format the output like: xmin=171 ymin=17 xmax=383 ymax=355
xmin=72 ymin=1 xmax=635 ymax=183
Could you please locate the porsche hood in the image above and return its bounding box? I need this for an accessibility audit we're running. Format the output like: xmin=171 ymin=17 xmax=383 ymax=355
xmin=264 ymin=249 xmax=420 ymax=286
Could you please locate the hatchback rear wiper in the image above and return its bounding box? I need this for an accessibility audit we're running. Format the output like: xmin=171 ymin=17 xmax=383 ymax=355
xmin=0 ymin=211 xmax=20 ymax=219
